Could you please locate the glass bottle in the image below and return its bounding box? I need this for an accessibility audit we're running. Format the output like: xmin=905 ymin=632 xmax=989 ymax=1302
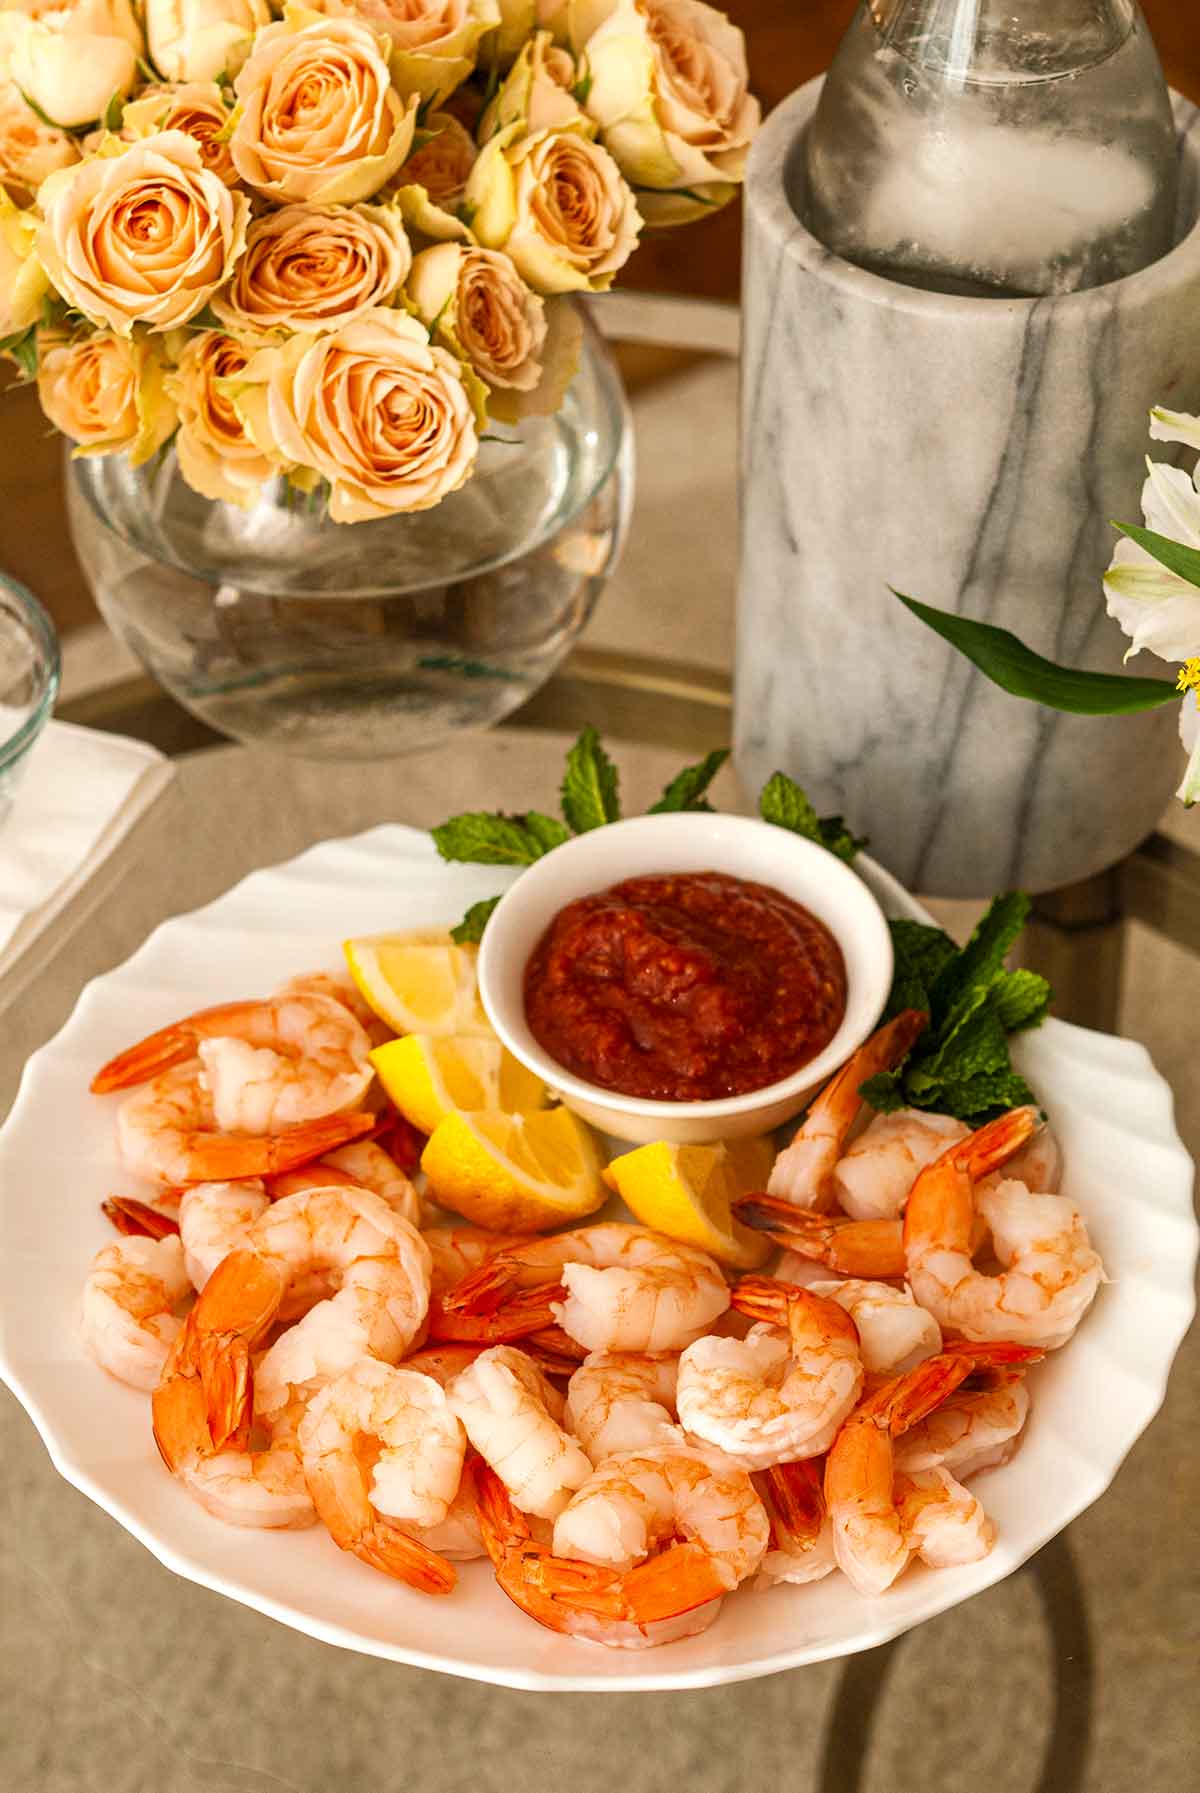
xmin=799 ymin=0 xmax=1179 ymax=297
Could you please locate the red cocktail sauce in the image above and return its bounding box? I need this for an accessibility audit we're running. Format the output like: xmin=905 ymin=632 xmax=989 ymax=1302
xmin=523 ymin=870 xmax=847 ymax=1102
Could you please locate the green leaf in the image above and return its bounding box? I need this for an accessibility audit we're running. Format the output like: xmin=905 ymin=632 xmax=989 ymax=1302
xmin=524 ymin=811 xmax=572 ymax=855
xmin=457 ymin=199 xmax=478 ymax=230
xmin=993 ymin=968 xmax=1052 ymax=1034
xmin=14 ymin=85 xmax=69 ymax=131
xmin=561 ymin=726 xmax=621 ymax=834
xmin=1112 ymin=521 xmax=1200 ymax=592
xmin=101 ymin=89 xmax=124 ymax=133
xmin=894 ymin=590 xmax=1179 ymax=715
xmin=882 ymin=919 xmax=957 ymax=1020
xmin=451 ymin=896 xmax=501 ymax=944
xmin=857 ymin=1070 xmax=906 ymax=1114
xmin=758 ymin=770 xmax=819 ymax=839
xmin=818 ymin=814 xmax=867 ymax=863
xmin=649 ymin=749 xmax=729 ymax=813
xmin=0 ymin=326 xmax=37 ymax=381
xmin=432 ymin=811 xmax=561 ymax=865
xmin=573 ymin=66 xmax=593 ymax=106
xmin=930 ymin=892 xmax=1030 ymax=1029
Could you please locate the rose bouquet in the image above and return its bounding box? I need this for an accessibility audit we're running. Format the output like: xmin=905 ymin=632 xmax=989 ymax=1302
xmin=0 ymin=0 xmax=759 ymax=523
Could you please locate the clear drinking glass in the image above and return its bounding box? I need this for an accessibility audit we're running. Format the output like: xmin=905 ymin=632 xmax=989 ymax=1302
xmin=0 ymin=576 xmax=60 ymax=830
xmin=67 ymin=307 xmax=632 ymax=760
xmin=801 ymin=0 xmax=1179 ymax=296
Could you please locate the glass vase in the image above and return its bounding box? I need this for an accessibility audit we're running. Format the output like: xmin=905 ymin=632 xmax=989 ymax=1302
xmin=67 ymin=306 xmax=632 ymax=760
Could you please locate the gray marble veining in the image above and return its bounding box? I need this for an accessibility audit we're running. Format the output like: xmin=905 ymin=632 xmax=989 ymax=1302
xmin=736 ymin=84 xmax=1200 ymax=896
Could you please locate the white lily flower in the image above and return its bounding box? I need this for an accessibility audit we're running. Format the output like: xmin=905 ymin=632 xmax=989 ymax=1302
xmin=1179 ymin=665 xmax=1200 ymax=806
xmin=1102 ymin=408 xmax=1200 ymax=662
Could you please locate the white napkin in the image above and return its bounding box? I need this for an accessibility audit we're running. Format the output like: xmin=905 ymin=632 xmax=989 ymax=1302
xmin=0 ymin=719 xmax=175 ymax=991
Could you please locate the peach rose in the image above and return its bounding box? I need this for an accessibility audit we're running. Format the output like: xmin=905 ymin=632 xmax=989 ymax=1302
xmin=0 ymin=78 xmax=77 ymax=205
xmin=211 ymin=201 xmax=411 ymax=333
xmin=36 ymin=327 xmax=177 ymax=461
xmin=0 ymin=184 xmax=47 ymax=336
xmin=166 ymin=328 xmax=277 ymax=505
xmin=235 ymin=307 xmax=479 ymax=522
xmin=309 ymin=0 xmax=499 ymax=103
xmin=229 ymin=16 xmax=419 ymax=205
xmin=465 ymin=121 xmax=640 ymax=293
xmin=36 ymin=131 xmax=250 ymax=333
xmin=394 ymin=110 xmax=475 ymax=209
xmin=119 ymin=83 xmax=239 ymax=187
xmin=478 ymin=30 xmax=583 ymax=143
xmin=144 ymin=0 xmax=269 ymax=85
xmin=6 ymin=0 xmax=142 ymax=129
xmin=570 ymin=0 xmax=759 ymax=222
xmin=407 ymin=241 xmax=546 ymax=393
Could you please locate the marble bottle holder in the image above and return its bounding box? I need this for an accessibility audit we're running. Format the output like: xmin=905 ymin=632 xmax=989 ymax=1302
xmin=736 ymin=81 xmax=1200 ymax=896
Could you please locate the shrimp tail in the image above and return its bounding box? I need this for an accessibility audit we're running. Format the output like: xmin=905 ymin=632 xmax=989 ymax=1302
xmin=179 ymin=1111 xmax=375 ymax=1184
xmin=92 ymin=1002 xmax=263 ymax=1092
xmin=101 ymin=1196 xmax=181 ymax=1240
xmin=733 ymin=1198 xmax=906 ymax=1279
xmin=957 ymin=1107 xmax=1041 ymax=1181
xmin=764 ymin=1459 xmax=825 ymax=1552
xmin=545 ymin=1540 xmax=732 ymax=1624
xmin=351 ymin=1524 xmax=458 ymax=1596
xmin=427 ymin=1280 xmax=567 ymax=1344
xmin=939 ymin=1340 xmax=1046 ymax=1368
xmin=438 ymin=1257 xmax=520 ymax=1315
xmin=152 ymin=1251 xmax=285 ymax=1469
xmin=732 ymin=1275 xmax=861 ymax=1347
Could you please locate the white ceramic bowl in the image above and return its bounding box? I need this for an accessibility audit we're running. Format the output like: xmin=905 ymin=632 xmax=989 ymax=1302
xmin=476 ymin=812 xmax=894 ymax=1143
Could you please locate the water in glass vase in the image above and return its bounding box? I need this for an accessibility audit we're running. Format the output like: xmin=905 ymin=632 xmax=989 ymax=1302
xmin=799 ymin=0 xmax=1179 ymax=297
xmin=67 ymin=315 xmax=631 ymax=760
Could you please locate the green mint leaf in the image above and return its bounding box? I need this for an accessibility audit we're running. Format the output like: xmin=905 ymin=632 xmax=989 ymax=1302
xmin=759 ymin=770 xmax=820 ymax=840
xmin=992 ymin=967 xmax=1052 ymax=1034
xmin=451 ymin=896 xmax=501 ymax=944
xmin=432 ymin=812 xmax=554 ymax=865
xmin=883 ymin=919 xmax=958 ymax=1020
xmin=857 ymin=1070 xmax=906 ymax=1114
xmin=561 ymin=725 xmax=621 ymax=834
xmin=930 ymin=892 xmax=1030 ymax=1030
xmin=0 ymin=326 xmax=38 ymax=381
xmin=524 ymin=811 xmax=572 ymax=855
xmin=818 ymin=813 xmax=867 ymax=863
xmin=938 ymin=1065 xmax=1039 ymax=1121
xmin=894 ymin=590 xmax=1179 ymax=715
xmin=1112 ymin=521 xmax=1200 ymax=592
xmin=649 ymin=749 xmax=729 ymax=813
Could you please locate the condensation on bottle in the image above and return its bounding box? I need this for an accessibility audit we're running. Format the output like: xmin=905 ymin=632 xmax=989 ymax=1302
xmin=797 ymin=0 xmax=1179 ymax=297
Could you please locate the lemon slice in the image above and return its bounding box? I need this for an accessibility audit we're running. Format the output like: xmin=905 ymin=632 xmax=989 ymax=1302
xmin=370 ymin=1034 xmax=547 ymax=1136
xmin=421 ymin=1107 xmax=606 ymax=1232
xmin=605 ymin=1136 xmax=775 ymax=1269
xmin=343 ymin=931 xmax=491 ymax=1038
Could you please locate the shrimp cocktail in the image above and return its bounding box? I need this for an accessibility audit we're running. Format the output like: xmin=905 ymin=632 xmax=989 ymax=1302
xmin=78 ymin=880 xmax=1104 ymax=1651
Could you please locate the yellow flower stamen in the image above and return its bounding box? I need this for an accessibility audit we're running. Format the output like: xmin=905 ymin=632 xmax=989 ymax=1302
xmin=1178 ymin=658 xmax=1200 ymax=706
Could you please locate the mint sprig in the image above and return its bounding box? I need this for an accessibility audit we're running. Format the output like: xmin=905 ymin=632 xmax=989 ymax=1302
xmin=560 ymin=726 xmax=621 ymax=833
xmin=861 ymin=895 xmax=1051 ymax=1121
xmin=432 ymin=731 xmax=863 ymax=942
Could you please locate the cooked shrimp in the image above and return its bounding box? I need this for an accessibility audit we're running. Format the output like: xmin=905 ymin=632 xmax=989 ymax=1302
xmin=265 ymin=1139 xmax=421 ymax=1226
xmin=94 ymin=992 xmax=374 ymax=1131
xmin=250 ymin=1186 xmax=432 ymax=1421
xmin=833 ymin=1110 xmax=970 ymax=1222
xmin=904 ymin=1109 xmax=1104 ymax=1349
xmin=100 ymin=1195 xmax=180 ymax=1240
xmin=978 ymin=1125 xmax=1062 ymax=1199
xmin=756 ymin=1460 xmax=837 ymax=1587
xmin=893 ymin=1468 xmax=994 ymax=1568
xmin=116 ymin=1064 xmax=373 ymax=1188
xmin=402 ymin=1342 xmax=483 ymax=1385
xmin=894 ymin=1366 xmax=1030 ymax=1480
xmin=805 ymin=1279 xmax=941 ymax=1374
xmin=424 ymin=1226 xmax=533 ymax=1296
xmin=81 ymin=1234 xmax=191 ymax=1390
xmin=473 ymin=1458 xmax=731 ymax=1650
xmin=824 ymin=1343 xmax=1040 ymax=1596
xmin=178 ymin=1179 xmax=270 ymax=1292
xmin=297 ymin=1360 xmax=461 ymax=1592
xmin=767 ymin=1011 xmax=928 ymax=1210
xmin=446 ymin=1344 xmax=592 ymax=1520
xmin=151 ymin=1250 xmax=315 ymax=1529
xmin=675 ymin=1278 xmax=862 ymax=1470
xmin=735 ymin=1194 xmax=907 ymax=1279
xmin=275 ymin=970 xmax=392 ymax=1047
xmin=565 ymin=1352 xmax=682 ymax=1465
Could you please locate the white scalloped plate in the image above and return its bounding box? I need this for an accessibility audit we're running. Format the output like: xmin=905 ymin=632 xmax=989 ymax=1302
xmin=0 ymin=825 xmax=1194 ymax=1691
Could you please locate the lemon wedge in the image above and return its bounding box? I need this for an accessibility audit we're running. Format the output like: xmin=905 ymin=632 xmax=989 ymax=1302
xmin=605 ymin=1136 xmax=775 ymax=1269
xmin=370 ymin=1034 xmax=547 ymax=1137
xmin=421 ymin=1107 xmax=606 ymax=1232
xmin=343 ymin=931 xmax=491 ymax=1038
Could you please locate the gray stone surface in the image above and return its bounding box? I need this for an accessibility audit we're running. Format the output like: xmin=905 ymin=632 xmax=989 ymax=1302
xmin=737 ymin=81 xmax=1200 ymax=896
